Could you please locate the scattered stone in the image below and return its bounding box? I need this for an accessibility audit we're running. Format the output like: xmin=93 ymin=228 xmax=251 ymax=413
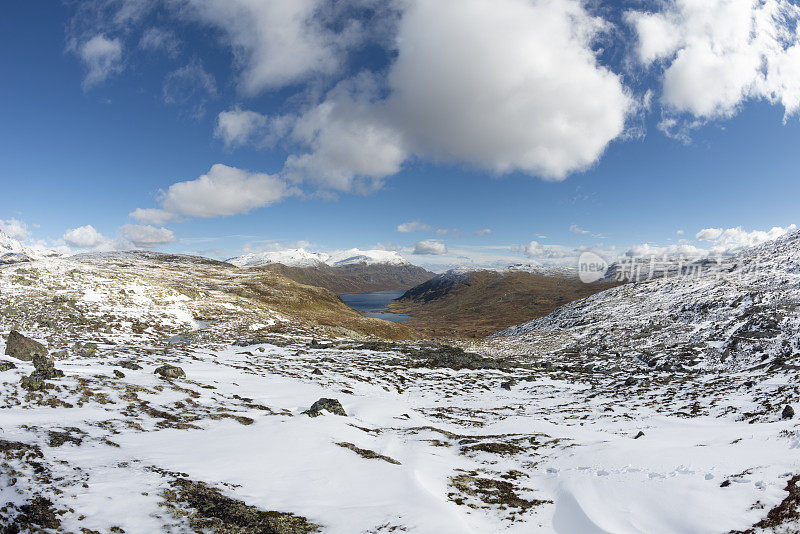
xmin=624 ymin=377 xmax=639 ymax=387
xmin=155 ymin=364 xmax=185 ymax=379
xmin=311 ymin=368 xmax=323 ymax=376
xmin=4 ymin=330 xmax=47 ymax=361
xmin=163 ymin=478 xmax=320 ymax=533
xmin=336 ymin=442 xmax=401 ymax=464
xmin=118 ymin=360 xmax=142 ymax=370
xmin=634 ymin=431 xmax=645 ymax=439
xmin=304 ymin=398 xmax=347 ymax=417
xmin=500 ymin=379 xmax=516 ymax=390
xmin=48 ymin=428 xmax=85 ymax=447
xmin=782 ymin=405 xmax=795 ymax=420
xmin=20 ymin=355 xmax=64 ymax=390
xmin=113 ymin=369 xmax=125 ymax=378
xmin=720 ymin=480 xmax=731 ymax=488
xmin=0 ymin=360 xmax=17 ymax=371
xmin=32 ymin=355 xmax=64 ymax=379
xmin=405 ymin=345 xmax=513 ymax=371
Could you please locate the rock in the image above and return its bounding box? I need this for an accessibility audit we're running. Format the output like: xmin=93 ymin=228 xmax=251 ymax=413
xmin=311 ymin=368 xmax=323 ymax=376
xmin=500 ymin=379 xmax=516 ymax=390
xmin=32 ymin=355 xmax=64 ymax=379
xmin=624 ymin=377 xmax=639 ymax=387
xmin=117 ymin=360 xmax=142 ymax=370
xmin=304 ymin=398 xmax=347 ymax=417
xmin=720 ymin=480 xmax=731 ymax=488
xmin=782 ymin=405 xmax=795 ymax=420
xmin=155 ymin=364 xmax=185 ymax=379
xmin=113 ymin=369 xmax=125 ymax=378
xmin=20 ymin=374 xmax=45 ymax=391
xmin=0 ymin=361 xmax=16 ymax=371
xmin=4 ymin=331 xmax=47 ymax=361
xmin=634 ymin=431 xmax=645 ymax=439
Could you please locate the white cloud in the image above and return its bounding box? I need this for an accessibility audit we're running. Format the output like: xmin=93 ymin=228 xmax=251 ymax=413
xmin=129 ymin=208 xmax=179 ymax=226
xmin=413 ymin=240 xmax=448 ymax=255
xmin=696 ymin=228 xmax=724 ymax=241
xmin=697 ymin=224 xmax=797 ymax=254
xmin=625 ymin=243 xmax=707 ymax=258
xmin=63 ymin=225 xmax=107 ymax=249
xmin=284 ymin=75 xmax=407 ymax=193
xmin=628 ymin=0 xmax=800 ymax=120
xmin=523 ymin=241 xmax=577 ymax=260
xmin=569 ymin=224 xmax=591 ymax=235
xmin=474 ymin=228 xmax=492 ymax=237
xmin=676 ymin=229 xmax=685 ymax=235
xmin=139 ymin=27 xmax=180 ymax=56
xmin=0 ymin=219 xmax=31 ymax=241
xmin=275 ymin=0 xmax=633 ymax=191
xmin=162 ymin=60 xmax=217 ymax=117
xmin=120 ymin=224 xmax=176 ymax=248
xmin=181 ymin=0 xmax=342 ymax=95
xmin=397 ymin=221 xmax=432 ymax=233
xmin=79 ymin=34 xmax=123 ymax=88
xmin=157 ymin=164 xmax=295 ymax=219
xmin=436 ymin=228 xmax=462 ymax=239
xmin=214 ymin=107 xmax=292 ymax=149
xmin=383 ymin=0 xmax=632 ymax=179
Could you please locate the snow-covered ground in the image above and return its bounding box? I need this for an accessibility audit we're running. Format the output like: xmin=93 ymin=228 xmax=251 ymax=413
xmin=1 ymin=236 xmax=799 ymax=532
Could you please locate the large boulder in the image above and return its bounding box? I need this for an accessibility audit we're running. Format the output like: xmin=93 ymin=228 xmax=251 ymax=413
xmin=5 ymin=331 xmax=47 ymax=361
xmin=304 ymin=398 xmax=347 ymax=417
xmin=155 ymin=364 xmax=185 ymax=379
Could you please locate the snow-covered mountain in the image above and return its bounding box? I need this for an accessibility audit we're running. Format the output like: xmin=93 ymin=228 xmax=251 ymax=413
xmin=228 ymin=248 xmax=329 ymax=268
xmin=228 ymin=248 xmax=410 ymax=268
xmin=0 ymin=229 xmax=60 ymax=264
xmin=497 ymin=229 xmax=800 ymax=372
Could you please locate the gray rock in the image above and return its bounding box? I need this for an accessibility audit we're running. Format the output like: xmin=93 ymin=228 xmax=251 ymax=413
xmin=0 ymin=361 xmax=16 ymax=371
xmin=155 ymin=364 xmax=185 ymax=379
xmin=634 ymin=431 xmax=645 ymax=439
xmin=118 ymin=360 xmax=142 ymax=370
xmin=500 ymin=379 xmax=517 ymax=390
xmin=782 ymin=405 xmax=795 ymax=420
xmin=304 ymin=398 xmax=347 ymax=417
xmin=4 ymin=331 xmax=47 ymax=361
xmin=624 ymin=377 xmax=639 ymax=387
xmin=32 ymin=355 xmax=64 ymax=379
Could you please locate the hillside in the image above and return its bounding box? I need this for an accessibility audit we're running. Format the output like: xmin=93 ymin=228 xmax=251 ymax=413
xmin=229 ymin=248 xmax=434 ymax=293
xmin=388 ymin=268 xmax=618 ymax=337
xmin=0 ymin=251 xmax=421 ymax=344
xmin=254 ymin=261 xmax=435 ymax=294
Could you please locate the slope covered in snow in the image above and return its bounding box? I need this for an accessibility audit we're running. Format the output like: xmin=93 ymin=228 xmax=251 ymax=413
xmin=495 ymin=229 xmax=800 ymax=373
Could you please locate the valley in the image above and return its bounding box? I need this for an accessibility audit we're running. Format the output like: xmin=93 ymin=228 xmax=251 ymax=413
xmin=1 ymin=229 xmax=799 ymax=532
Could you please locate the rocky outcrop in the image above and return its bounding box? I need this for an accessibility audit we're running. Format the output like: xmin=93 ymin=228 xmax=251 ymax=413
xmin=304 ymin=398 xmax=347 ymax=417
xmin=5 ymin=331 xmax=47 ymax=361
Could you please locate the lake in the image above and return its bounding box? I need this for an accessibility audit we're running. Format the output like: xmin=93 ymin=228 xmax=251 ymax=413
xmin=339 ymin=290 xmax=411 ymax=322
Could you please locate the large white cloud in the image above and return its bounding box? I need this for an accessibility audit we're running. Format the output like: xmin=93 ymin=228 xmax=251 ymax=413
xmin=79 ymin=34 xmax=123 ymax=88
xmin=413 ymin=240 xmax=448 ymax=255
xmin=281 ymin=0 xmax=633 ymax=189
xmin=120 ymin=224 xmax=176 ymax=247
xmin=63 ymin=225 xmax=107 ymax=249
xmin=181 ymin=0 xmax=343 ymax=95
xmin=628 ymin=0 xmax=800 ymax=119
xmin=384 ymin=0 xmax=632 ymax=179
xmin=144 ymin=164 xmax=295 ymax=219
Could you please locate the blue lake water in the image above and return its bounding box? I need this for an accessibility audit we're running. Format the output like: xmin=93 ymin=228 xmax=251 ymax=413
xmin=339 ymin=290 xmax=411 ymax=322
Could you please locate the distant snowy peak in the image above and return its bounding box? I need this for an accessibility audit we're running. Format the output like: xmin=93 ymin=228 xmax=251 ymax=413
xmin=228 ymin=249 xmax=329 ymax=268
xmin=228 ymin=248 xmax=411 ymax=268
xmin=330 ymin=249 xmax=409 ymax=267
xmin=0 ymin=229 xmax=24 ymax=254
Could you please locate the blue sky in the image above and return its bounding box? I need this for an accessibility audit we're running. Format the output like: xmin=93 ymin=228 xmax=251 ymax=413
xmin=2 ymin=0 xmax=799 ymax=269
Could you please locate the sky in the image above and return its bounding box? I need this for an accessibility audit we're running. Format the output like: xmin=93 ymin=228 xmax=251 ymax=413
xmin=1 ymin=0 xmax=800 ymax=270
